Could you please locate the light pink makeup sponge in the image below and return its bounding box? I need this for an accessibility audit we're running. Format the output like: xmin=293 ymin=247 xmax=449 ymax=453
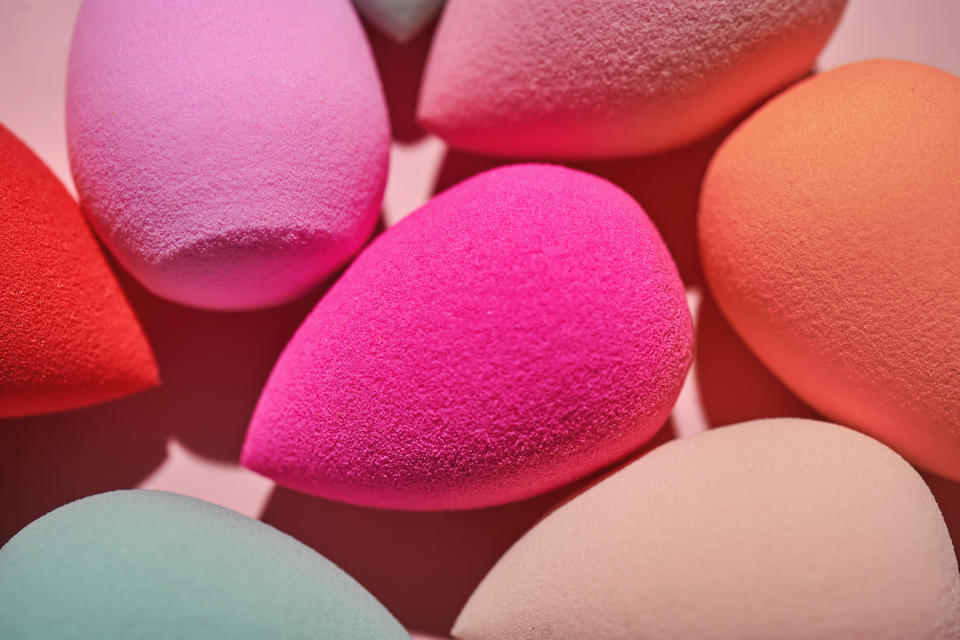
xmin=418 ymin=0 xmax=847 ymax=158
xmin=454 ymin=420 xmax=960 ymax=640
xmin=243 ymin=164 xmax=692 ymax=510
xmin=67 ymin=0 xmax=389 ymax=311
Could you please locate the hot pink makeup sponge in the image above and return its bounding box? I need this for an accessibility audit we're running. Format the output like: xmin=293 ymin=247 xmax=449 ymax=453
xmin=418 ymin=0 xmax=847 ymax=158
xmin=243 ymin=164 xmax=692 ymax=510
xmin=700 ymin=60 xmax=960 ymax=481
xmin=453 ymin=420 xmax=960 ymax=640
xmin=67 ymin=0 xmax=389 ymax=311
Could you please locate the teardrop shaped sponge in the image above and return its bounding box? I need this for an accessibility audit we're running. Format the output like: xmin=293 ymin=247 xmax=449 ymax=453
xmin=243 ymin=164 xmax=692 ymax=510
xmin=418 ymin=0 xmax=847 ymax=158
xmin=0 ymin=490 xmax=410 ymax=639
xmin=454 ymin=419 xmax=960 ymax=640
xmin=0 ymin=124 xmax=157 ymax=418
xmin=67 ymin=0 xmax=390 ymax=311
xmin=700 ymin=59 xmax=960 ymax=481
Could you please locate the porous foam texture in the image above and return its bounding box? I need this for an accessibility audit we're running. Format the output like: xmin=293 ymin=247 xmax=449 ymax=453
xmin=354 ymin=0 xmax=445 ymax=43
xmin=0 ymin=491 xmax=410 ymax=640
xmin=0 ymin=125 xmax=157 ymax=418
xmin=417 ymin=0 xmax=847 ymax=158
xmin=700 ymin=60 xmax=960 ymax=481
xmin=453 ymin=419 xmax=960 ymax=640
xmin=243 ymin=164 xmax=692 ymax=510
xmin=67 ymin=0 xmax=389 ymax=311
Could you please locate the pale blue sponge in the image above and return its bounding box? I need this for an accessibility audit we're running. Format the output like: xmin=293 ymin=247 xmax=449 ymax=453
xmin=0 ymin=490 xmax=409 ymax=639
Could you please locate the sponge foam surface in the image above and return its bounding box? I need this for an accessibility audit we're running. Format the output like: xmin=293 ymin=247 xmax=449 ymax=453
xmin=418 ymin=0 xmax=847 ymax=158
xmin=67 ymin=0 xmax=389 ymax=310
xmin=700 ymin=59 xmax=960 ymax=480
xmin=0 ymin=490 xmax=410 ymax=640
xmin=243 ymin=164 xmax=692 ymax=510
xmin=453 ymin=420 xmax=960 ymax=640
xmin=0 ymin=124 xmax=157 ymax=418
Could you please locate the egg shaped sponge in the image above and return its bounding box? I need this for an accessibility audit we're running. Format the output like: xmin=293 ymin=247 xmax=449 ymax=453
xmin=0 ymin=490 xmax=409 ymax=639
xmin=354 ymin=0 xmax=445 ymax=43
xmin=417 ymin=0 xmax=847 ymax=158
xmin=700 ymin=60 xmax=960 ymax=481
xmin=453 ymin=419 xmax=960 ymax=640
xmin=0 ymin=124 xmax=157 ymax=418
xmin=243 ymin=164 xmax=692 ymax=510
xmin=67 ymin=0 xmax=389 ymax=311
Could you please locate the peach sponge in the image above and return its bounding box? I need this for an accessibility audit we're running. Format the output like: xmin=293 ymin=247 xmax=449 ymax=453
xmin=418 ymin=0 xmax=847 ymax=158
xmin=700 ymin=60 xmax=960 ymax=481
xmin=243 ymin=164 xmax=692 ymax=510
xmin=67 ymin=0 xmax=389 ymax=311
xmin=0 ymin=124 xmax=157 ymax=418
xmin=454 ymin=420 xmax=960 ymax=640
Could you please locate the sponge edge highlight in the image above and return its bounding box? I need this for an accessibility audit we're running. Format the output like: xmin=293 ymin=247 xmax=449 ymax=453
xmin=0 ymin=124 xmax=157 ymax=418
xmin=699 ymin=59 xmax=960 ymax=480
xmin=453 ymin=420 xmax=960 ymax=640
xmin=418 ymin=0 xmax=847 ymax=158
xmin=67 ymin=0 xmax=390 ymax=311
xmin=0 ymin=490 xmax=410 ymax=640
xmin=243 ymin=164 xmax=693 ymax=510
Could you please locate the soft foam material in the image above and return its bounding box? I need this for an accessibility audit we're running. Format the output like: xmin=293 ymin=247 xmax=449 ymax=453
xmin=0 ymin=490 xmax=409 ymax=639
xmin=418 ymin=0 xmax=847 ymax=158
xmin=0 ymin=124 xmax=157 ymax=418
xmin=354 ymin=0 xmax=445 ymax=43
xmin=243 ymin=164 xmax=692 ymax=510
xmin=67 ymin=0 xmax=389 ymax=311
xmin=454 ymin=419 xmax=960 ymax=640
xmin=700 ymin=60 xmax=960 ymax=481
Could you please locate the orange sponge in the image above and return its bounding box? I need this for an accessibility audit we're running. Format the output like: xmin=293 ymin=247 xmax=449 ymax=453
xmin=700 ymin=60 xmax=960 ymax=480
xmin=0 ymin=125 xmax=158 ymax=417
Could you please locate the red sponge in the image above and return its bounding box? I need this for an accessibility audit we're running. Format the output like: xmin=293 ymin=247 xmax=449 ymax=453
xmin=0 ymin=125 xmax=158 ymax=418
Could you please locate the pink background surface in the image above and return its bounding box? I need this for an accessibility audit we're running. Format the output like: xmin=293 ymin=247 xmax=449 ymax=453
xmin=2 ymin=1 xmax=959 ymax=636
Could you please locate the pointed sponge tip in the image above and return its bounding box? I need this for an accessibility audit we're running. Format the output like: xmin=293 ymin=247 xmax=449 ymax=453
xmin=0 ymin=124 xmax=158 ymax=418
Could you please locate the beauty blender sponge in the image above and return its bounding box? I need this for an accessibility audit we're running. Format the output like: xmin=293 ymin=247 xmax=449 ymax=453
xmin=0 ymin=490 xmax=410 ymax=640
xmin=0 ymin=124 xmax=157 ymax=418
xmin=453 ymin=419 xmax=960 ymax=640
xmin=417 ymin=0 xmax=847 ymax=159
xmin=243 ymin=164 xmax=692 ymax=510
xmin=354 ymin=0 xmax=445 ymax=43
xmin=66 ymin=0 xmax=389 ymax=311
xmin=700 ymin=59 xmax=960 ymax=481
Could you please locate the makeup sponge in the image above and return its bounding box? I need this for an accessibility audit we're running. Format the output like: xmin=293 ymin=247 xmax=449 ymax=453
xmin=417 ymin=0 xmax=847 ymax=158
xmin=354 ymin=0 xmax=445 ymax=42
xmin=700 ymin=60 xmax=960 ymax=481
xmin=243 ymin=164 xmax=692 ymax=510
xmin=0 ymin=125 xmax=157 ymax=418
xmin=67 ymin=0 xmax=389 ymax=311
xmin=0 ymin=490 xmax=409 ymax=640
xmin=454 ymin=419 xmax=960 ymax=640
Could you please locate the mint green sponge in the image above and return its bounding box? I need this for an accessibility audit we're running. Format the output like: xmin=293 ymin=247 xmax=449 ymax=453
xmin=0 ymin=490 xmax=409 ymax=639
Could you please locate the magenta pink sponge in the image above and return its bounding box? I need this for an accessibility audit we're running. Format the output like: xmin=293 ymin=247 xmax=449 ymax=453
xmin=242 ymin=164 xmax=693 ymax=510
xmin=67 ymin=0 xmax=389 ymax=311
